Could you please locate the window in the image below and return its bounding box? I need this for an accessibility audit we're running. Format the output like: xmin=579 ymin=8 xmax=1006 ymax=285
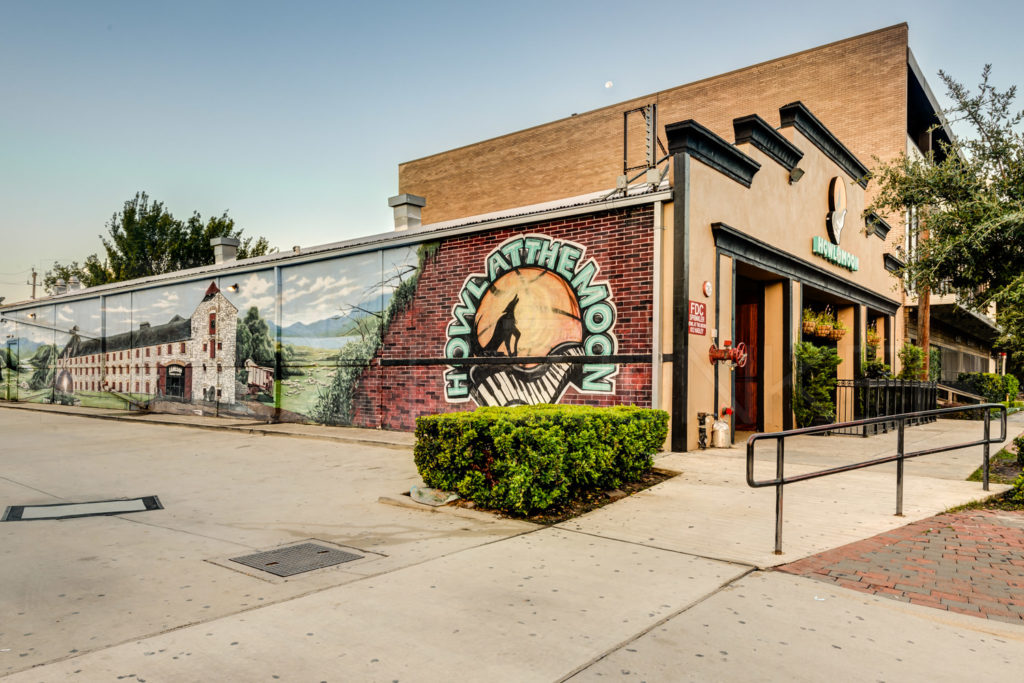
xmin=209 ymin=312 xmax=216 ymax=335
xmin=119 ymin=351 xmax=123 ymax=360
xmin=203 ymin=342 xmax=207 ymax=352
xmin=145 ymin=381 xmax=150 ymax=393
xmin=217 ymin=363 xmax=222 ymax=373
xmin=136 ymin=349 xmax=140 ymax=358
xmin=135 ymin=365 xmax=139 ymax=374
xmin=156 ymin=346 xmax=161 ymax=356
xmin=202 ymin=363 xmax=207 ymax=373
xmin=210 ymin=341 xmax=215 ymax=359
xmin=167 ymin=344 xmax=172 ymax=355
xmin=216 ymin=388 xmax=222 ymax=398
xmin=217 ymin=342 xmax=222 ymax=351
xmin=146 ymin=348 xmax=150 ymax=357
xmin=180 ymin=342 xmax=186 ymax=353
xmin=135 ymin=381 xmax=139 ymax=392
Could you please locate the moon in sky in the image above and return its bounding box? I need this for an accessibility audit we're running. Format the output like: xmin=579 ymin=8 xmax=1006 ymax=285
xmin=604 ymin=81 xmax=613 ymax=88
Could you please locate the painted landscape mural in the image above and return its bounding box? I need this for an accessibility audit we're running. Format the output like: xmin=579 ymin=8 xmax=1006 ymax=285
xmin=0 ymin=244 xmax=424 ymax=425
xmin=1 ymin=205 xmax=655 ymax=429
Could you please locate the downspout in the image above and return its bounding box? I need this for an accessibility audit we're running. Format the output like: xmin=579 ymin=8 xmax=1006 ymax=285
xmin=651 ymin=200 xmax=664 ymax=411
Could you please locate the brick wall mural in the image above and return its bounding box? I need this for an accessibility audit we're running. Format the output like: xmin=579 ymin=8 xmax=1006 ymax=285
xmin=1 ymin=205 xmax=653 ymax=430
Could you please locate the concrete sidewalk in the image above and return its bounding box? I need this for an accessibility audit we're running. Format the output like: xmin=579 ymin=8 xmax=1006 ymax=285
xmin=2 ymin=406 xmax=1023 ymax=681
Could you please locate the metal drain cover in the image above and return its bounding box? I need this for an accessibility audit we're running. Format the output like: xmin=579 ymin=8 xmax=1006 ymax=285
xmin=230 ymin=543 xmax=363 ymax=577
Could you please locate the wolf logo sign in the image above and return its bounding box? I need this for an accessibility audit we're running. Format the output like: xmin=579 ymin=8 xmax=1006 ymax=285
xmin=443 ymin=234 xmax=619 ymax=406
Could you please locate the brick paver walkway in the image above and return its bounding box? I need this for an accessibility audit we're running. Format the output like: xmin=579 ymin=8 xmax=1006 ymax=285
xmin=778 ymin=509 xmax=1024 ymax=624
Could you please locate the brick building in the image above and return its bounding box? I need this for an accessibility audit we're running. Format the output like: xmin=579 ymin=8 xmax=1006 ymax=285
xmin=54 ymin=282 xmax=237 ymax=403
xmin=0 ymin=24 xmax=999 ymax=450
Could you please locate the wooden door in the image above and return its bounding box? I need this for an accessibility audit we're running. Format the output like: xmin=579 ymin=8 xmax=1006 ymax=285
xmin=734 ymin=283 xmax=761 ymax=431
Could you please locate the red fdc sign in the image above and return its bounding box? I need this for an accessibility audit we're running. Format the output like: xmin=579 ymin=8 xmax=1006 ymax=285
xmin=689 ymin=300 xmax=706 ymax=335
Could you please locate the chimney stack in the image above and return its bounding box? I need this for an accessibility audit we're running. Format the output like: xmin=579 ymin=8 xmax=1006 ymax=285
xmin=68 ymin=275 xmax=81 ymax=291
xmin=388 ymin=194 xmax=426 ymax=231
xmin=211 ymin=236 xmax=241 ymax=264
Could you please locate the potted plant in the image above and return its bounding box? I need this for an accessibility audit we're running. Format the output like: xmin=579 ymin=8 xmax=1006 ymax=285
xmin=815 ymin=307 xmax=834 ymax=338
xmin=831 ymin=319 xmax=847 ymax=341
xmin=802 ymin=309 xmax=818 ymax=336
xmin=866 ymin=326 xmax=881 ymax=349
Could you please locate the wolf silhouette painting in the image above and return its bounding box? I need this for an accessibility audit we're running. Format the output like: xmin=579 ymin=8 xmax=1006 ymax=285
xmin=478 ymin=294 xmax=521 ymax=356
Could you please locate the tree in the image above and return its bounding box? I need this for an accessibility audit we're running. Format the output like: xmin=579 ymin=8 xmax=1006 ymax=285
xmin=868 ymin=66 xmax=1024 ymax=377
xmin=235 ymin=306 xmax=275 ymax=384
xmin=794 ymin=342 xmax=842 ymax=428
xmin=45 ymin=192 xmax=272 ymax=293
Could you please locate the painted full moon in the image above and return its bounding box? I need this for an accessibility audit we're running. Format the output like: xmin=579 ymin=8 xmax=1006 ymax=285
xmin=476 ymin=268 xmax=582 ymax=358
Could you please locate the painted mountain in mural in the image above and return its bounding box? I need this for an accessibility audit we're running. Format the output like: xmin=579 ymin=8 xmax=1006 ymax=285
xmin=274 ymin=291 xmax=393 ymax=339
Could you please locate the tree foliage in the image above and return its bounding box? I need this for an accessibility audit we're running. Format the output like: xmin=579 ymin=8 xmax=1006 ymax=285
xmin=868 ymin=65 xmax=1024 ymax=377
xmin=794 ymin=341 xmax=842 ymax=428
xmin=235 ymin=306 xmax=276 ymax=384
xmin=45 ymin=192 xmax=272 ymax=294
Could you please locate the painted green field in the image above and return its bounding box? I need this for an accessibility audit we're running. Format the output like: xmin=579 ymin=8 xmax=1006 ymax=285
xmin=277 ymin=345 xmax=342 ymax=417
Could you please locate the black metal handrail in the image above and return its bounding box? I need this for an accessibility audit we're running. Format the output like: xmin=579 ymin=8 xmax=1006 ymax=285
xmin=746 ymin=403 xmax=1008 ymax=554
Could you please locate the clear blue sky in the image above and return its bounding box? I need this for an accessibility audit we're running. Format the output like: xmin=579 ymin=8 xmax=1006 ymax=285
xmin=2 ymin=0 xmax=1022 ymax=303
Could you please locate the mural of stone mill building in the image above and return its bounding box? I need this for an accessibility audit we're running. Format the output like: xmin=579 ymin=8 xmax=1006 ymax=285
xmin=53 ymin=282 xmax=237 ymax=404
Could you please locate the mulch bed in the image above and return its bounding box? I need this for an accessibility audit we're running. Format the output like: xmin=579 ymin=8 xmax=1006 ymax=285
xmin=449 ymin=467 xmax=678 ymax=525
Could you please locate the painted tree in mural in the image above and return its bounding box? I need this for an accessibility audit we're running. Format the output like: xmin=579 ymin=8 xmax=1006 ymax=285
xmin=236 ymin=306 xmax=275 ymax=384
xmin=868 ymin=65 xmax=1024 ymax=378
xmin=28 ymin=344 xmax=57 ymax=391
xmin=44 ymin=193 xmax=273 ymax=293
xmin=309 ymin=244 xmax=431 ymax=425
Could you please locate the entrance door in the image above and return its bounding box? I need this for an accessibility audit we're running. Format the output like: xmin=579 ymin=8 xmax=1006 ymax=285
xmin=165 ymin=365 xmax=185 ymax=398
xmin=734 ymin=279 xmax=761 ymax=431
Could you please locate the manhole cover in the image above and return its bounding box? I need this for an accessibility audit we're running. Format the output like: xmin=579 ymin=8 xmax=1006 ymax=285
xmin=230 ymin=543 xmax=363 ymax=577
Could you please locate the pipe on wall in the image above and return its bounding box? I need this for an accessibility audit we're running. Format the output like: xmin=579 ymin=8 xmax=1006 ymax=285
xmin=652 ymin=200 xmax=664 ymax=411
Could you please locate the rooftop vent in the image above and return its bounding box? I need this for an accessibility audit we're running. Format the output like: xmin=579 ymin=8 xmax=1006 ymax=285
xmin=388 ymin=194 xmax=426 ymax=231
xmin=210 ymin=237 xmax=240 ymax=264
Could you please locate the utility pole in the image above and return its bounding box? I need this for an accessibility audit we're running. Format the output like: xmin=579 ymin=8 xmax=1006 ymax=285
xmin=27 ymin=268 xmax=38 ymax=300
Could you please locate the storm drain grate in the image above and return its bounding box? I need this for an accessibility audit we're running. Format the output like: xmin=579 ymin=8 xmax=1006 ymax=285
xmin=230 ymin=543 xmax=363 ymax=577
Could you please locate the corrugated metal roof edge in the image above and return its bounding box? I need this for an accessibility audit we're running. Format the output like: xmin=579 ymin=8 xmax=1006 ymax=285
xmin=0 ymin=183 xmax=671 ymax=313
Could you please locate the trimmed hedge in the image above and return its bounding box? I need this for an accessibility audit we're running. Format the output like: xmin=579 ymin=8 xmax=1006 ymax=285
xmin=414 ymin=405 xmax=669 ymax=515
xmin=956 ymin=372 xmax=1019 ymax=403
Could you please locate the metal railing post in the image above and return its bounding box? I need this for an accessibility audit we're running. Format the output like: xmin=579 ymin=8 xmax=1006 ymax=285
xmin=896 ymin=418 xmax=905 ymax=516
xmin=983 ymin=409 xmax=991 ymax=492
xmin=775 ymin=438 xmax=784 ymax=555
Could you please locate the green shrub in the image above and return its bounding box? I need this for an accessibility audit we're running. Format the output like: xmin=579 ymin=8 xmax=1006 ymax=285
xmin=794 ymin=342 xmax=842 ymax=428
xmin=897 ymin=342 xmax=924 ymax=380
xmin=1015 ymin=434 xmax=1024 ymax=468
xmin=1004 ymin=374 xmax=1020 ymax=401
xmin=957 ymin=372 xmax=1014 ymax=402
xmin=413 ymin=405 xmax=668 ymax=515
xmin=1005 ymin=473 xmax=1024 ymax=507
xmin=929 ymin=347 xmax=941 ymax=381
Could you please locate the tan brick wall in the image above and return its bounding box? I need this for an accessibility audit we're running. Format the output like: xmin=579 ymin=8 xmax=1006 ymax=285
xmin=400 ymin=24 xmax=909 ymax=225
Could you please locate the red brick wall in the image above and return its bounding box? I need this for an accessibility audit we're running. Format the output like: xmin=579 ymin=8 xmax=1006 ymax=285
xmin=351 ymin=204 xmax=655 ymax=430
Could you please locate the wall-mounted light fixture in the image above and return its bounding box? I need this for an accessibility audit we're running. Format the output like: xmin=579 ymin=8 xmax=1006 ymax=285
xmin=27 ymin=312 xmax=36 ymax=319
xmin=226 ymin=283 xmax=239 ymax=293
xmin=789 ymin=167 xmax=806 ymax=184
